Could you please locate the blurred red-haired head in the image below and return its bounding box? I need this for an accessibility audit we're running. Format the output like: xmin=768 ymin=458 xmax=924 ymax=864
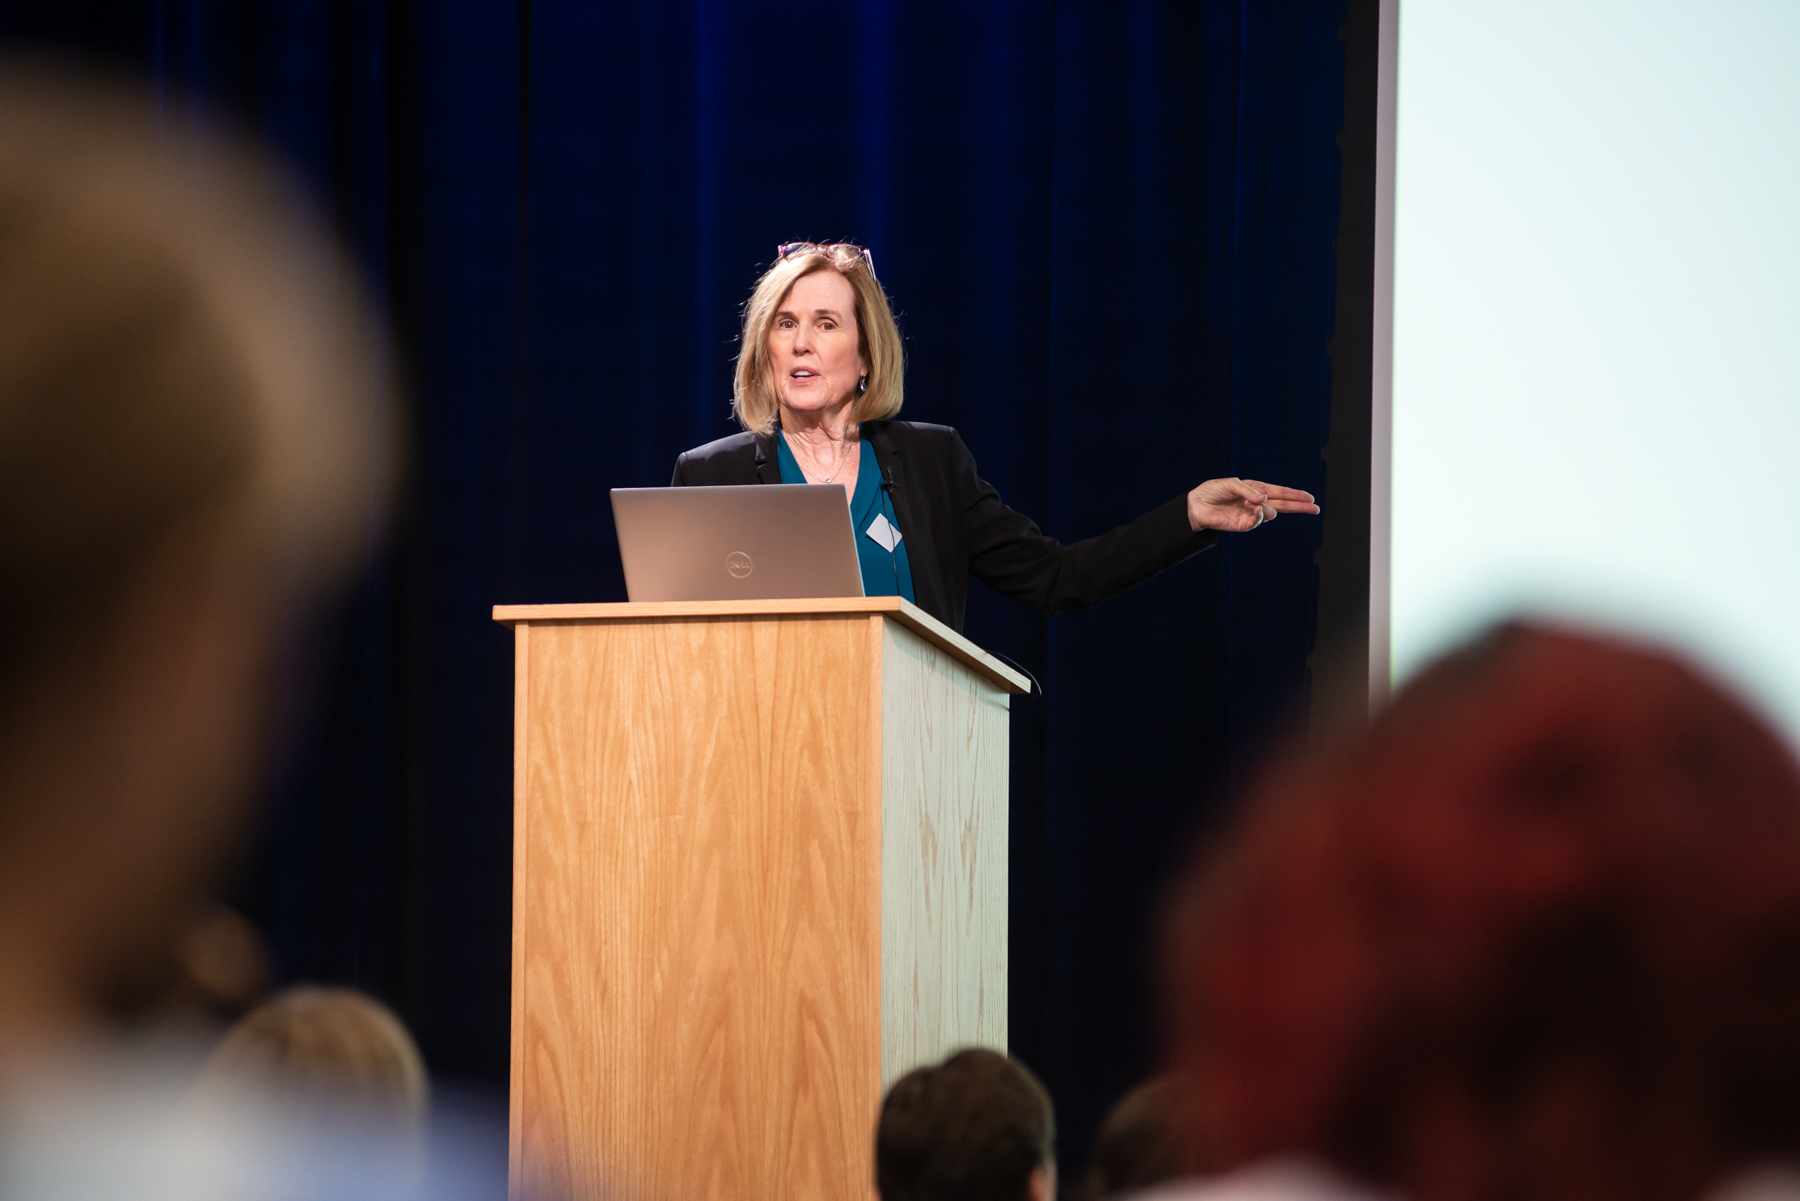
xmin=1165 ymin=625 xmax=1800 ymax=1201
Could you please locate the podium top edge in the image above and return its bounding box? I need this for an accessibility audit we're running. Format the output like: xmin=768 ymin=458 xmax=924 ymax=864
xmin=492 ymin=598 xmax=1030 ymax=694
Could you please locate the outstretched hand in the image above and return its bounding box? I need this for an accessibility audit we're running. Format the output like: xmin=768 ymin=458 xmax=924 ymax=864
xmin=1187 ymin=477 xmax=1320 ymax=533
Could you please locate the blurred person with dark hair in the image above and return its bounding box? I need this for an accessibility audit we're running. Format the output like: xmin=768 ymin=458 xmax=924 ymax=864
xmin=198 ymin=986 xmax=428 ymax=1126
xmin=0 ymin=65 xmax=510 ymax=1201
xmin=1144 ymin=624 xmax=1800 ymax=1201
xmin=1086 ymin=1076 xmax=1190 ymax=1200
xmin=877 ymin=1047 xmax=1057 ymax=1201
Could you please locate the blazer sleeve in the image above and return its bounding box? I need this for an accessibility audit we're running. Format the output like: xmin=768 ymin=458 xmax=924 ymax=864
xmin=952 ymin=432 xmax=1217 ymax=616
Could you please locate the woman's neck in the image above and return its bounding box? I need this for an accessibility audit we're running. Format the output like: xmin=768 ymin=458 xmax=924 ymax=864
xmin=778 ymin=400 xmax=857 ymax=448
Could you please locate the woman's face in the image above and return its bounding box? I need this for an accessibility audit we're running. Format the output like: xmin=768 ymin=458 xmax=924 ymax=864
xmin=767 ymin=269 xmax=868 ymax=418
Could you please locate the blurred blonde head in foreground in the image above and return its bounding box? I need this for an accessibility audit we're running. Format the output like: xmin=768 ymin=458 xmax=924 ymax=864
xmin=199 ymin=987 xmax=427 ymax=1127
xmin=1158 ymin=624 xmax=1800 ymax=1201
xmin=0 ymin=62 xmax=389 ymax=1063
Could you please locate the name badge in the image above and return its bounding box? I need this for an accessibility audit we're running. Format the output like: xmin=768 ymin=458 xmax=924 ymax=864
xmin=865 ymin=512 xmax=902 ymax=552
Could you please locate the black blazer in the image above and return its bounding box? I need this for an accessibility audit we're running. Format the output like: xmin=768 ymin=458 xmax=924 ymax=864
xmin=671 ymin=420 xmax=1217 ymax=633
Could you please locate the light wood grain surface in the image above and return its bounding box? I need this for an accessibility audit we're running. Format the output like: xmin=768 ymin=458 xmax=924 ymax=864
xmin=509 ymin=622 xmax=531 ymax=1200
xmin=878 ymin=620 xmax=1010 ymax=1084
xmin=492 ymin=597 xmax=1031 ymax=695
xmin=514 ymin=614 xmax=883 ymax=1201
xmin=509 ymin=608 xmax=1012 ymax=1201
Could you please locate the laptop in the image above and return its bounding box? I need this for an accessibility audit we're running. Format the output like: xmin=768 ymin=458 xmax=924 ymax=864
xmin=611 ymin=485 xmax=866 ymax=603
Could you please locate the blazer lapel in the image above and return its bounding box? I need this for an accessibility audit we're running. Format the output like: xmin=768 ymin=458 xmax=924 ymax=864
xmin=753 ymin=430 xmax=780 ymax=484
xmin=866 ymin=422 xmax=944 ymax=619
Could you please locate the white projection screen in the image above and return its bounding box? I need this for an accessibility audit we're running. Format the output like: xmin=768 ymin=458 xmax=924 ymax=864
xmin=1387 ymin=0 xmax=1800 ymax=741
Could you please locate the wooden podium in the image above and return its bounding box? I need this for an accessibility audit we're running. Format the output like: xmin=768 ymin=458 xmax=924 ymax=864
xmin=493 ymin=598 xmax=1030 ymax=1201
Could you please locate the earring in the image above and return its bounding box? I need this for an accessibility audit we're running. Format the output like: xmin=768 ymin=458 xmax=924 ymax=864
xmin=858 ymin=375 xmax=868 ymax=394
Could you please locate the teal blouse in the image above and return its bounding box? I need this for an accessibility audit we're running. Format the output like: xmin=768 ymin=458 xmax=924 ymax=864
xmin=776 ymin=433 xmax=916 ymax=603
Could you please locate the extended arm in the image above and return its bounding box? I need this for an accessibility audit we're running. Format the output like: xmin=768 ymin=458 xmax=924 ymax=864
xmin=957 ymin=437 xmax=1317 ymax=617
xmin=954 ymin=435 xmax=1209 ymax=616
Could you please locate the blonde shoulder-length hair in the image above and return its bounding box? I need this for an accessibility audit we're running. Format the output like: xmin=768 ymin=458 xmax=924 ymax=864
xmin=732 ymin=249 xmax=904 ymax=435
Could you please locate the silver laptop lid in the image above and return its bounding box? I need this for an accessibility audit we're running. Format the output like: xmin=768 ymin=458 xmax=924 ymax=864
xmin=611 ymin=485 xmax=865 ymax=603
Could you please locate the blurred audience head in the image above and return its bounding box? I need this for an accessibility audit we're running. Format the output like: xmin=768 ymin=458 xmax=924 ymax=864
xmin=1084 ymin=1075 xmax=1190 ymax=1199
xmin=198 ymin=986 xmax=427 ymax=1127
xmin=0 ymin=63 xmax=389 ymax=1059
xmin=876 ymin=1047 xmax=1056 ymax=1201
xmin=1165 ymin=623 xmax=1800 ymax=1201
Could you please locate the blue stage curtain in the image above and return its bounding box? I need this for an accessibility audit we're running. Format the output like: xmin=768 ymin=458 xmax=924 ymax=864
xmin=0 ymin=0 xmax=1344 ymax=1168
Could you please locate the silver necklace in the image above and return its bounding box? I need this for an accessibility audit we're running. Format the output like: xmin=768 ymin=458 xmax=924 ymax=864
xmin=793 ymin=435 xmax=855 ymax=484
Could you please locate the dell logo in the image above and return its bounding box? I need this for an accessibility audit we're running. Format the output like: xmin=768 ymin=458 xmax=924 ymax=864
xmin=726 ymin=551 xmax=753 ymax=579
